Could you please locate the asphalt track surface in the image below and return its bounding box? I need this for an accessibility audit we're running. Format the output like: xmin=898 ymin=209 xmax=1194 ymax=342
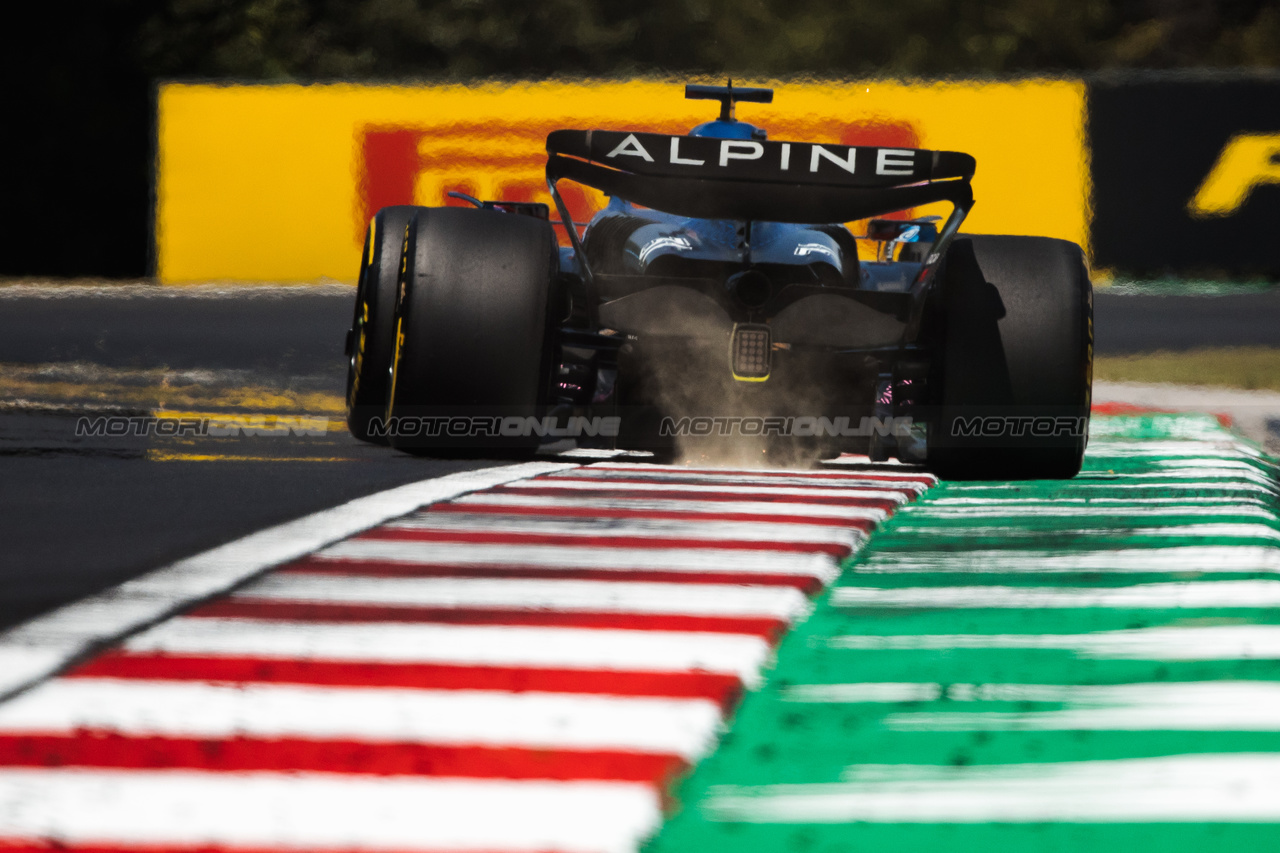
xmin=3 ymin=283 xmax=1277 ymax=367
xmin=0 ymin=285 xmax=506 ymax=630
xmin=1093 ymin=287 xmax=1280 ymax=353
xmin=0 ymin=282 xmax=1276 ymax=630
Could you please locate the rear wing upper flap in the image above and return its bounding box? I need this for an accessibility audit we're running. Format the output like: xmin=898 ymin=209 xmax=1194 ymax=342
xmin=545 ymin=129 xmax=973 ymax=225
xmin=547 ymin=129 xmax=972 ymax=194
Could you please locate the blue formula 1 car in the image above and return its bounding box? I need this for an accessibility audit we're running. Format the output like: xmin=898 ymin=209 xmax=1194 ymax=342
xmin=345 ymin=83 xmax=1093 ymax=479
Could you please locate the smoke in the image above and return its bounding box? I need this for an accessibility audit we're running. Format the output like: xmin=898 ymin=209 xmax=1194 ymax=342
xmin=634 ymin=331 xmax=872 ymax=469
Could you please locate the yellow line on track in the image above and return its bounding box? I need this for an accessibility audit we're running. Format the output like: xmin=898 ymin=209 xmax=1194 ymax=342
xmin=147 ymin=451 xmax=359 ymax=462
xmin=0 ymin=377 xmax=345 ymax=415
xmin=152 ymin=410 xmax=348 ymax=432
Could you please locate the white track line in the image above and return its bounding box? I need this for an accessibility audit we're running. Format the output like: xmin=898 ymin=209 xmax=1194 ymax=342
xmin=887 ymin=522 xmax=1280 ymax=542
xmin=0 ymin=769 xmax=659 ymax=853
xmin=780 ymin=682 xmax=944 ymax=703
xmin=576 ymin=463 xmax=930 ymax=480
xmin=954 ymin=481 xmax=1277 ymax=495
xmin=910 ymin=504 xmax=1277 ymax=520
xmin=700 ymin=754 xmax=1280 ymax=823
xmin=832 ymin=580 xmax=1280 ymax=609
xmin=0 ymin=462 xmax=578 ymax=699
xmin=502 ymin=478 xmax=911 ymax=503
xmin=784 ymin=678 xmax=1280 ymax=707
xmin=1088 ymin=445 xmax=1267 ymax=461
xmin=446 ymin=492 xmax=889 ymax=522
xmin=313 ymin=540 xmax=840 ymax=581
xmin=926 ymin=495 xmax=1275 ymax=507
xmin=826 ymin=624 xmax=1280 ymax=660
xmin=585 ymin=462 xmax=937 ymax=482
xmin=1145 ymin=457 xmax=1274 ymax=473
xmin=382 ymin=514 xmax=863 ymax=548
xmin=124 ymin=618 xmax=773 ymax=681
xmin=0 ymin=679 xmax=720 ymax=758
xmin=237 ymin=575 xmax=810 ymax=619
xmin=883 ymin=681 xmax=1280 ymax=731
xmin=856 ymin=545 xmax=1280 ymax=574
xmin=549 ymin=470 xmax=927 ymax=493
xmin=780 ymin=680 xmax=1280 ymax=731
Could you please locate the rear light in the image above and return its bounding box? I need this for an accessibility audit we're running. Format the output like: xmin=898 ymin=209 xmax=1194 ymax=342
xmin=730 ymin=323 xmax=771 ymax=381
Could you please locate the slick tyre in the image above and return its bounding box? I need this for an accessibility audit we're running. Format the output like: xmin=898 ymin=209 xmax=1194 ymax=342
xmin=346 ymin=205 xmax=420 ymax=444
xmin=385 ymin=207 xmax=558 ymax=455
xmin=928 ymin=235 xmax=1093 ymax=480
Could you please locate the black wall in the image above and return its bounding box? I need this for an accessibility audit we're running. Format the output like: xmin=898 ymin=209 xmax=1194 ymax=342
xmin=1089 ymin=73 xmax=1280 ymax=278
xmin=0 ymin=6 xmax=154 ymax=278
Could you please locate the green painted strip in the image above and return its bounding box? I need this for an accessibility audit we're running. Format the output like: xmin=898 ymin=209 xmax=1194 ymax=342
xmin=647 ymin=414 xmax=1280 ymax=853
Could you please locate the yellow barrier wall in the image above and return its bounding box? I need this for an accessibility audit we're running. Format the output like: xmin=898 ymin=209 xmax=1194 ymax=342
xmin=156 ymin=79 xmax=1086 ymax=283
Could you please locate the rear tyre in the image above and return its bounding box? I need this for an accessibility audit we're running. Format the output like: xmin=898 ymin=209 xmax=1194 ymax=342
xmin=927 ymin=235 xmax=1093 ymax=480
xmin=346 ymin=205 xmax=420 ymax=443
xmin=386 ymin=207 xmax=558 ymax=455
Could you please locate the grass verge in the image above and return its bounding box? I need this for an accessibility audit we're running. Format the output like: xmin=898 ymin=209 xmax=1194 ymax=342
xmin=1094 ymin=346 xmax=1280 ymax=392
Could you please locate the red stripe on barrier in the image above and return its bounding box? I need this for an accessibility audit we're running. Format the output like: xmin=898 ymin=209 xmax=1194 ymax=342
xmin=280 ymin=559 xmax=824 ymax=593
xmin=188 ymin=599 xmax=788 ymax=640
xmin=1090 ymin=400 xmax=1233 ymax=428
xmin=427 ymin=501 xmax=879 ymax=530
xmin=0 ymin=843 xmax=522 ymax=853
xmin=354 ymin=526 xmax=852 ymax=557
xmin=67 ymin=653 xmax=745 ymax=708
xmin=0 ymin=733 xmax=686 ymax=783
xmin=488 ymin=485 xmax=903 ymax=509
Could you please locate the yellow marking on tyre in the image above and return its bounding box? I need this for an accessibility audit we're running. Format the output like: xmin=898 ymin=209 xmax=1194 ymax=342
xmin=387 ymin=316 xmax=404 ymax=421
xmin=349 ymin=301 xmax=369 ymax=406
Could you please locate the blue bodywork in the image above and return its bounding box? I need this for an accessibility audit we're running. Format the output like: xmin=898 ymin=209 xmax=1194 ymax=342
xmin=568 ymin=112 xmax=934 ymax=309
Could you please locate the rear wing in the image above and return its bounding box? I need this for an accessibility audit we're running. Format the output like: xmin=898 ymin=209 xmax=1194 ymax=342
xmin=544 ymin=130 xmax=975 ymax=319
xmin=546 ymin=130 xmax=974 ymax=224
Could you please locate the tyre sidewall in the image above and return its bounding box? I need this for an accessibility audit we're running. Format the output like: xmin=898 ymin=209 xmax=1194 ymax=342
xmin=346 ymin=205 xmax=419 ymax=443
xmin=929 ymin=235 xmax=1093 ymax=480
xmin=387 ymin=207 xmax=558 ymax=453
